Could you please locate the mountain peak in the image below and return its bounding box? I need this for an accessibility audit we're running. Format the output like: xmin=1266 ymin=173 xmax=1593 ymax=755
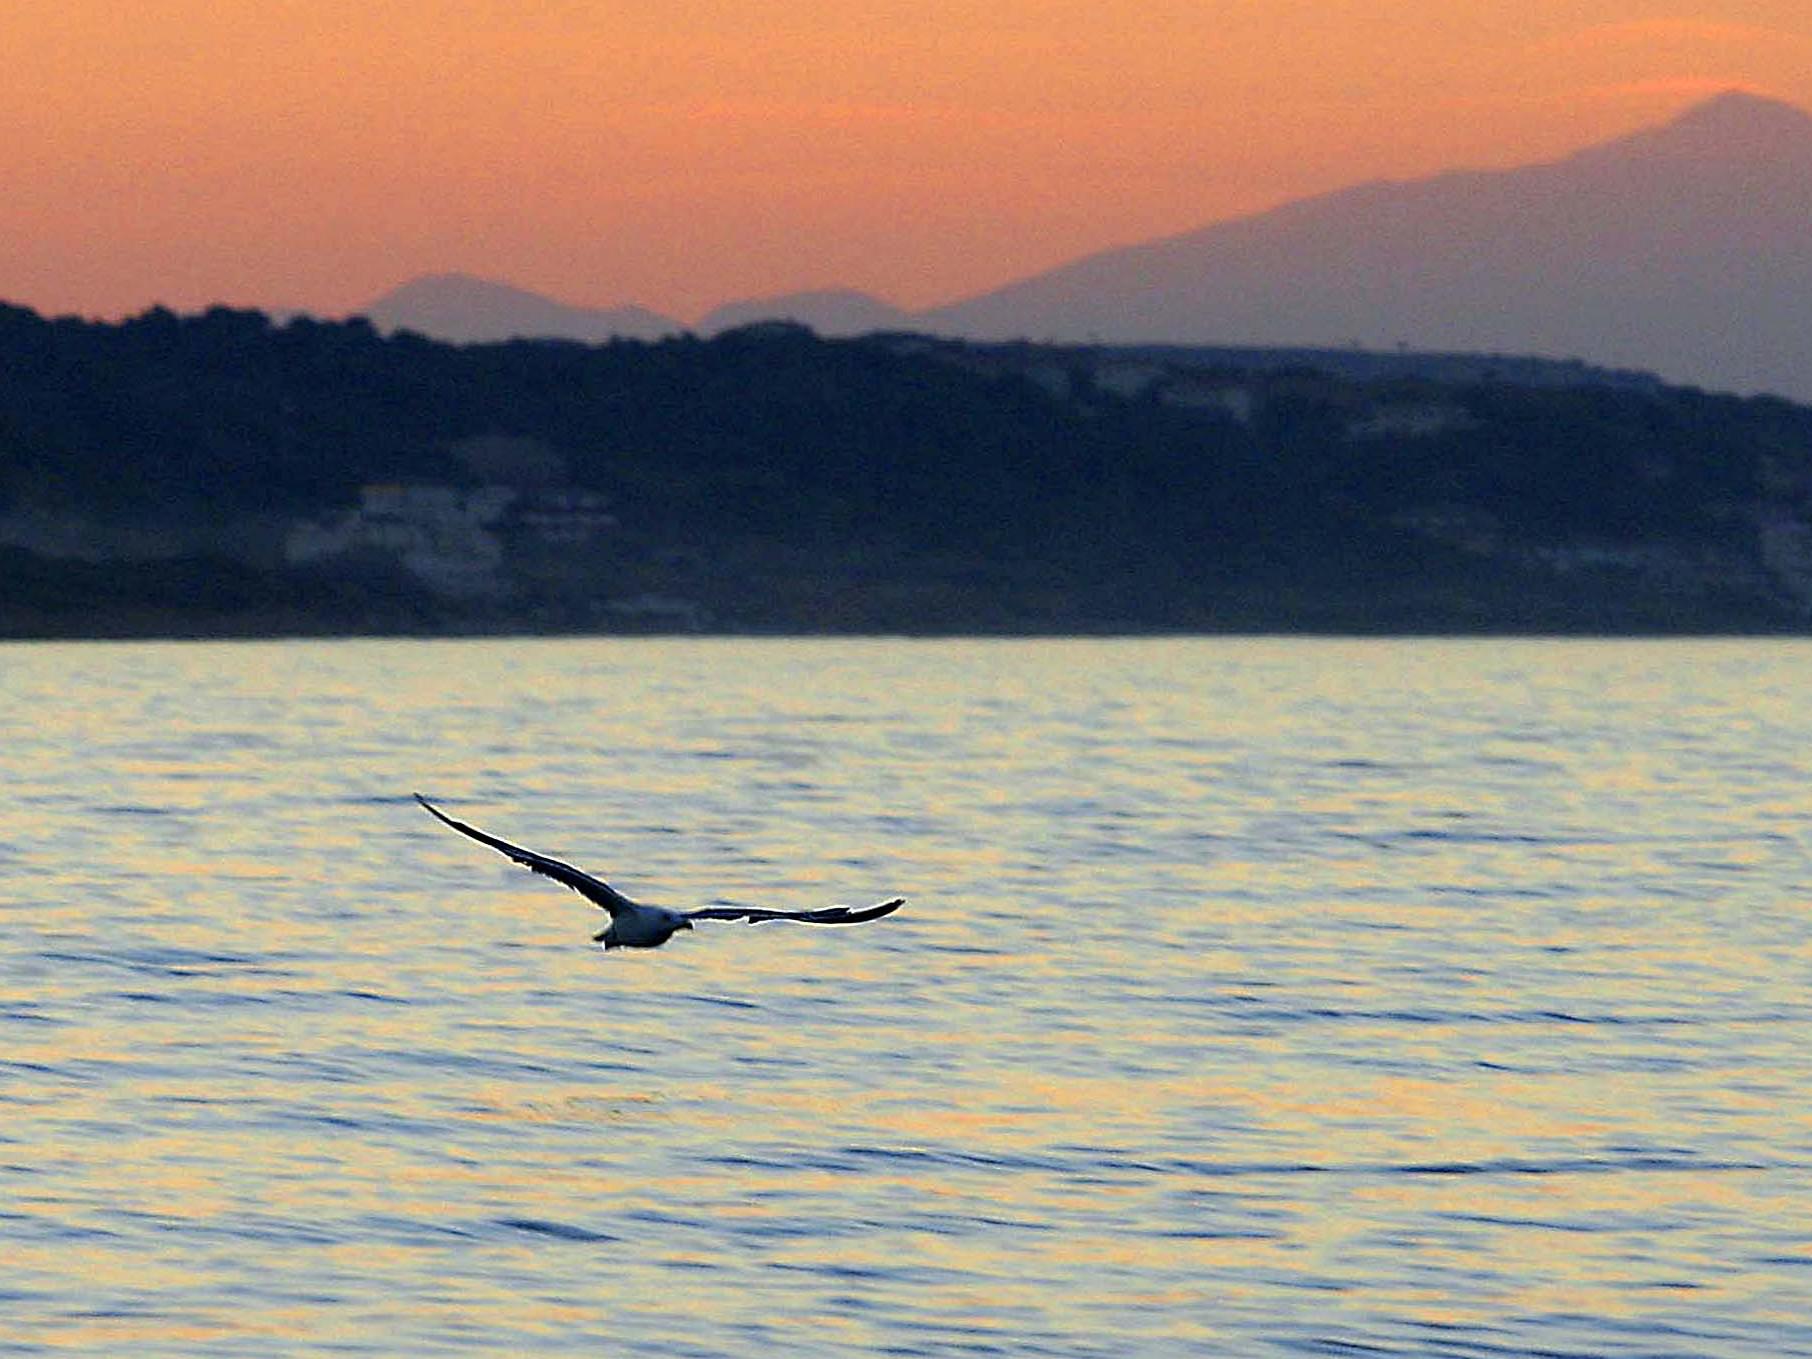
xmin=1669 ymin=89 xmax=1812 ymax=133
xmin=1594 ymin=89 xmax=1812 ymax=163
xmin=378 ymin=272 xmax=542 ymax=304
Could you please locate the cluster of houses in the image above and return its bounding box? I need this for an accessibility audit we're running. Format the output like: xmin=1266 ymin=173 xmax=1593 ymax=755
xmin=284 ymin=482 xmax=616 ymax=599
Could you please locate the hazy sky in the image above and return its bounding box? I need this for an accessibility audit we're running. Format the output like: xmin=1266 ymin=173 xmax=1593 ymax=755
xmin=5 ymin=1 xmax=1811 ymax=321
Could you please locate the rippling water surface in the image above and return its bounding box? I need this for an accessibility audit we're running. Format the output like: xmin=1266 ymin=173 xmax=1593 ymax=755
xmin=4 ymin=636 xmax=1812 ymax=1356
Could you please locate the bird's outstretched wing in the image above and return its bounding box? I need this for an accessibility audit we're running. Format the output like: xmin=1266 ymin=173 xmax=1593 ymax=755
xmin=414 ymin=793 xmax=637 ymax=916
xmin=685 ymin=897 xmax=905 ymax=926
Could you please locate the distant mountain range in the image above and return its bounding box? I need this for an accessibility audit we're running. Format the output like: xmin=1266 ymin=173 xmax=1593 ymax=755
xmin=356 ymin=92 xmax=1812 ymax=401
xmin=361 ymin=274 xmax=677 ymax=343
xmin=360 ymin=276 xmax=916 ymax=344
xmin=694 ymin=289 xmax=915 ymax=337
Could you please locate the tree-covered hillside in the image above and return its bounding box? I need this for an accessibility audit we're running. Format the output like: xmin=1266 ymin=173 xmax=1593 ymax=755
xmin=3 ymin=303 xmax=1812 ymax=635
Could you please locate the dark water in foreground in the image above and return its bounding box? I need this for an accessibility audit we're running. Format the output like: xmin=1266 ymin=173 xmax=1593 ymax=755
xmin=3 ymin=637 xmax=1811 ymax=1356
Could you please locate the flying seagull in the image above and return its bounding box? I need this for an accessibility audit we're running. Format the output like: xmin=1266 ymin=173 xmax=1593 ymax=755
xmin=414 ymin=794 xmax=903 ymax=949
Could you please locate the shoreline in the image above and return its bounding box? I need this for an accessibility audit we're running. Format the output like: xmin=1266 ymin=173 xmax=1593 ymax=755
xmin=6 ymin=613 xmax=1812 ymax=645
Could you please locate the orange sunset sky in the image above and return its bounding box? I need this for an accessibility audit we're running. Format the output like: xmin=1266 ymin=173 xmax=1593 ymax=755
xmin=5 ymin=0 xmax=1811 ymax=323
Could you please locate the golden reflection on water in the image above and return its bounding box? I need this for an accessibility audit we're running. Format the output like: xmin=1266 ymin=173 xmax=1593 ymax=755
xmin=4 ymin=638 xmax=1812 ymax=1353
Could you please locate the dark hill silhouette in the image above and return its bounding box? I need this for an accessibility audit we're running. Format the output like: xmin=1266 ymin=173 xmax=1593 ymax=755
xmin=921 ymin=92 xmax=1812 ymax=401
xmin=5 ymin=301 xmax=1812 ymax=637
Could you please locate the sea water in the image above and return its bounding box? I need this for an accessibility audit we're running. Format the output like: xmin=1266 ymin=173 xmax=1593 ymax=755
xmin=3 ymin=636 xmax=1810 ymax=1356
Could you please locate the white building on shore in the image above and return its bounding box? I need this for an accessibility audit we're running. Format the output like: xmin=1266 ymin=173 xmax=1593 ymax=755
xmin=285 ymin=484 xmax=517 ymax=599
